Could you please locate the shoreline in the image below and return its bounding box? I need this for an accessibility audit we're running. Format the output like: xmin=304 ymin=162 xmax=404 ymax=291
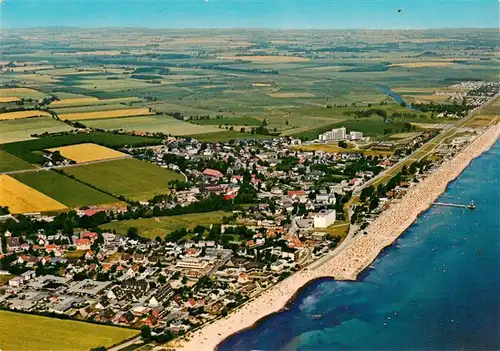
xmin=176 ymin=124 xmax=500 ymax=351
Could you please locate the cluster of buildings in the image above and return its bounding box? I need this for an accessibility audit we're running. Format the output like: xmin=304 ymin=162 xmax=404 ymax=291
xmin=318 ymin=127 xmax=364 ymax=142
xmin=1 ymin=128 xmax=472 ymax=341
xmin=435 ymin=81 xmax=499 ymax=107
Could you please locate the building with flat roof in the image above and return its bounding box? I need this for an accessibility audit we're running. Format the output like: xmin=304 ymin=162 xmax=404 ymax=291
xmin=349 ymin=131 xmax=364 ymax=140
xmin=313 ymin=209 xmax=336 ymax=228
xmin=176 ymin=258 xmax=210 ymax=270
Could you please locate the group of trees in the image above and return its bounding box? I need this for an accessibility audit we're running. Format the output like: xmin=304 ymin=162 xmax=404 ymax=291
xmin=412 ymin=101 xmax=469 ymax=117
xmin=344 ymin=108 xmax=388 ymax=118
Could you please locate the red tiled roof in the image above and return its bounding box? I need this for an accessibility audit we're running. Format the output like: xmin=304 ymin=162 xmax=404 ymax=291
xmin=75 ymin=238 xmax=90 ymax=246
xmin=83 ymin=208 xmax=105 ymax=217
xmin=82 ymin=231 xmax=98 ymax=239
xmin=203 ymin=168 xmax=223 ymax=178
xmin=287 ymin=190 xmax=306 ymax=196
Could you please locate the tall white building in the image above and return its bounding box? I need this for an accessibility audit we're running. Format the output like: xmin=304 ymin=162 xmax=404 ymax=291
xmin=349 ymin=131 xmax=363 ymax=140
xmin=319 ymin=127 xmax=346 ymax=141
xmin=332 ymin=127 xmax=347 ymax=141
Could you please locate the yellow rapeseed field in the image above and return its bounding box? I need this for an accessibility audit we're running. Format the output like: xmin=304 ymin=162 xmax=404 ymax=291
xmin=0 ymin=175 xmax=67 ymax=214
xmin=49 ymin=97 xmax=100 ymax=106
xmin=0 ymin=96 xmax=20 ymax=103
xmin=58 ymin=107 xmax=152 ymax=121
xmin=47 ymin=143 xmax=128 ymax=163
xmin=0 ymin=110 xmax=52 ymax=121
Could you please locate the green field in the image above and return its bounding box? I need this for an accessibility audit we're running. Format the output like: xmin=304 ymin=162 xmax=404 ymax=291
xmin=0 ymin=117 xmax=73 ymax=144
xmin=101 ymin=210 xmax=231 ymax=238
xmin=62 ymin=158 xmax=183 ymax=200
xmin=0 ymin=132 xmax=162 ymax=164
xmin=1 ymin=28 xmax=497 ymax=145
xmin=13 ymin=170 xmax=119 ymax=207
xmin=0 ymin=150 xmax=35 ymax=172
xmin=0 ymin=310 xmax=138 ymax=351
xmin=193 ymin=116 xmax=262 ymax=126
xmin=83 ymin=114 xmax=220 ymax=135
xmin=51 ymin=103 xmax=138 ymax=114
xmin=188 ymin=130 xmax=275 ymax=142
xmin=50 ymin=96 xmax=140 ymax=108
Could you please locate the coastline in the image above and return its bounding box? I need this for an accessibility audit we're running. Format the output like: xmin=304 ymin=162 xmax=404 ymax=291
xmin=176 ymin=124 xmax=500 ymax=351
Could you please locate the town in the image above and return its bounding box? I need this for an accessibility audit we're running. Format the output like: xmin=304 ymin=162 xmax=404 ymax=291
xmin=0 ymin=107 xmax=490 ymax=344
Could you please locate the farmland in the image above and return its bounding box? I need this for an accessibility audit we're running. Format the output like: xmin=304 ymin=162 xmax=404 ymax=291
xmin=0 ymin=132 xmax=161 ymax=164
xmin=0 ymin=28 xmax=496 ymax=143
xmin=463 ymin=96 xmax=500 ymax=128
xmin=101 ymin=211 xmax=231 ymax=238
xmin=47 ymin=143 xmax=128 ymax=163
xmin=0 ymin=310 xmax=138 ymax=351
xmin=0 ymin=150 xmax=34 ymax=172
xmin=84 ymin=114 xmax=221 ymax=135
xmin=0 ymin=96 xmax=20 ymax=103
xmin=49 ymin=96 xmax=140 ymax=108
xmin=12 ymin=170 xmax=119 ymax=208
xmin=188 ymin=131 xmax=275 ymax=142
xmin=0 ymin=174 xmax=67 ymax=214
xmin=0 ymin=87 xmax=47 ymax=99
xmin=62 ymin=158 xmax=183 ymax=200
xmin=0 ymin=110 xmax=52 ymax=121
xmin=193 ymin=116 xmax=262 ymax=126
xmin=0 ymin=118 xmax=73 ymax=144
xmin=49 ymin=97 xmax=99 ymax=106
xmin=58 ymin=107 xmax=152 ymax=121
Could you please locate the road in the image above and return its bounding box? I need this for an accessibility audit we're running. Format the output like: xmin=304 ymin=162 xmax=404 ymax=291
xmin=354 ymin=94 xmax=499 ymax=194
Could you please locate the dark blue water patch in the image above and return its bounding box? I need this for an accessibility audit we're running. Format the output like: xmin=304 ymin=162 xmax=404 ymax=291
xmin=218 ymin=140 xmax=500 ymax=351
xmin=370 ymin=83 xmax=416 ymax=110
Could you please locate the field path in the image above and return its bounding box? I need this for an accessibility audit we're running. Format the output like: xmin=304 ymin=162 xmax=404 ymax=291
xmin=0 ymin=155 xmax=132 ymax=175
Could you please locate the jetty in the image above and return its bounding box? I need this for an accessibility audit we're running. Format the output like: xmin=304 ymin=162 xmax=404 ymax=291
xmin=432 ymin=200 xmax=476 ymax=210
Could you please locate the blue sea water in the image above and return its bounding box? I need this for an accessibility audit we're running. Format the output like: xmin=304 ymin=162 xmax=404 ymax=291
xmin=219 ymin=140 xmax=500 ymax=351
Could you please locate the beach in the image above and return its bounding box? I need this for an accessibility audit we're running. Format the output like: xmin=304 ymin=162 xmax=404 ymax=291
xmin=176 ymin=124 xmax=500 ymax=351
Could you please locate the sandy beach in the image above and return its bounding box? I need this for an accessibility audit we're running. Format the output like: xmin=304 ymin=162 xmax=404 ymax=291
xmin=176 ymin=124 xmax=500 ymax=351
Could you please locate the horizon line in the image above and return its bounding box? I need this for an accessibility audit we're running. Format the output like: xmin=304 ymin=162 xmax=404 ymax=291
xmin=3 ymin=26 xmax=498 ymax=31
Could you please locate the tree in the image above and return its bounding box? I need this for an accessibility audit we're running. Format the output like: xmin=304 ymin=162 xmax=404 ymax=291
xmin=369 ymin=194 xmax=380 ymax=211
xmin=127 ymin=227 xmax=139 ymax=239
xmin=338 ymin=140 xmax=348 ymax=148
xmin=360 ymin=185 xmax=374 ymax=202
xmin=181 ymin=276 xmax=188 ymax=284
xmin=158 ymin=275 xmax=167 ymax=284
xmin=377 ymin=183 xmax=386 ymax=196
xmin=51 ymin=151 xmax=65 ymax=163
xmin=141 ymin=326 xmax=152 ymax=341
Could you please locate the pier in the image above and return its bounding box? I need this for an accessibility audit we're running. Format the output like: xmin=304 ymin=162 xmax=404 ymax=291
xmin=432 ymin=200 xmax=476 ymax=210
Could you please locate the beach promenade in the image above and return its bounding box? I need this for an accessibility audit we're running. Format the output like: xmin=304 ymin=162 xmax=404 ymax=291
xmin=176 ymin=123 xmax=500 ymax=351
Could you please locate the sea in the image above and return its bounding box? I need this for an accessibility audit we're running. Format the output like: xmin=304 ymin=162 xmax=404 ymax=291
xmin=218 ymin=140 xmax=500 ymax=351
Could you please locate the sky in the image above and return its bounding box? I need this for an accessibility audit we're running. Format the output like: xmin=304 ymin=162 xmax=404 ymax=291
xmin=0 ymin=0 xmax=498 ymax=29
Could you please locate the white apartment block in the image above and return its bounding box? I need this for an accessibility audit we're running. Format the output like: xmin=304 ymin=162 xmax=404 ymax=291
xmin=313 ymin=209 xmax=336 ymax=228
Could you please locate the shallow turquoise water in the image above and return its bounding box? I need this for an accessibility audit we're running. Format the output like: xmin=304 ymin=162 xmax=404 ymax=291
xmin=219 ymin=140 xmax=500 ymax=351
